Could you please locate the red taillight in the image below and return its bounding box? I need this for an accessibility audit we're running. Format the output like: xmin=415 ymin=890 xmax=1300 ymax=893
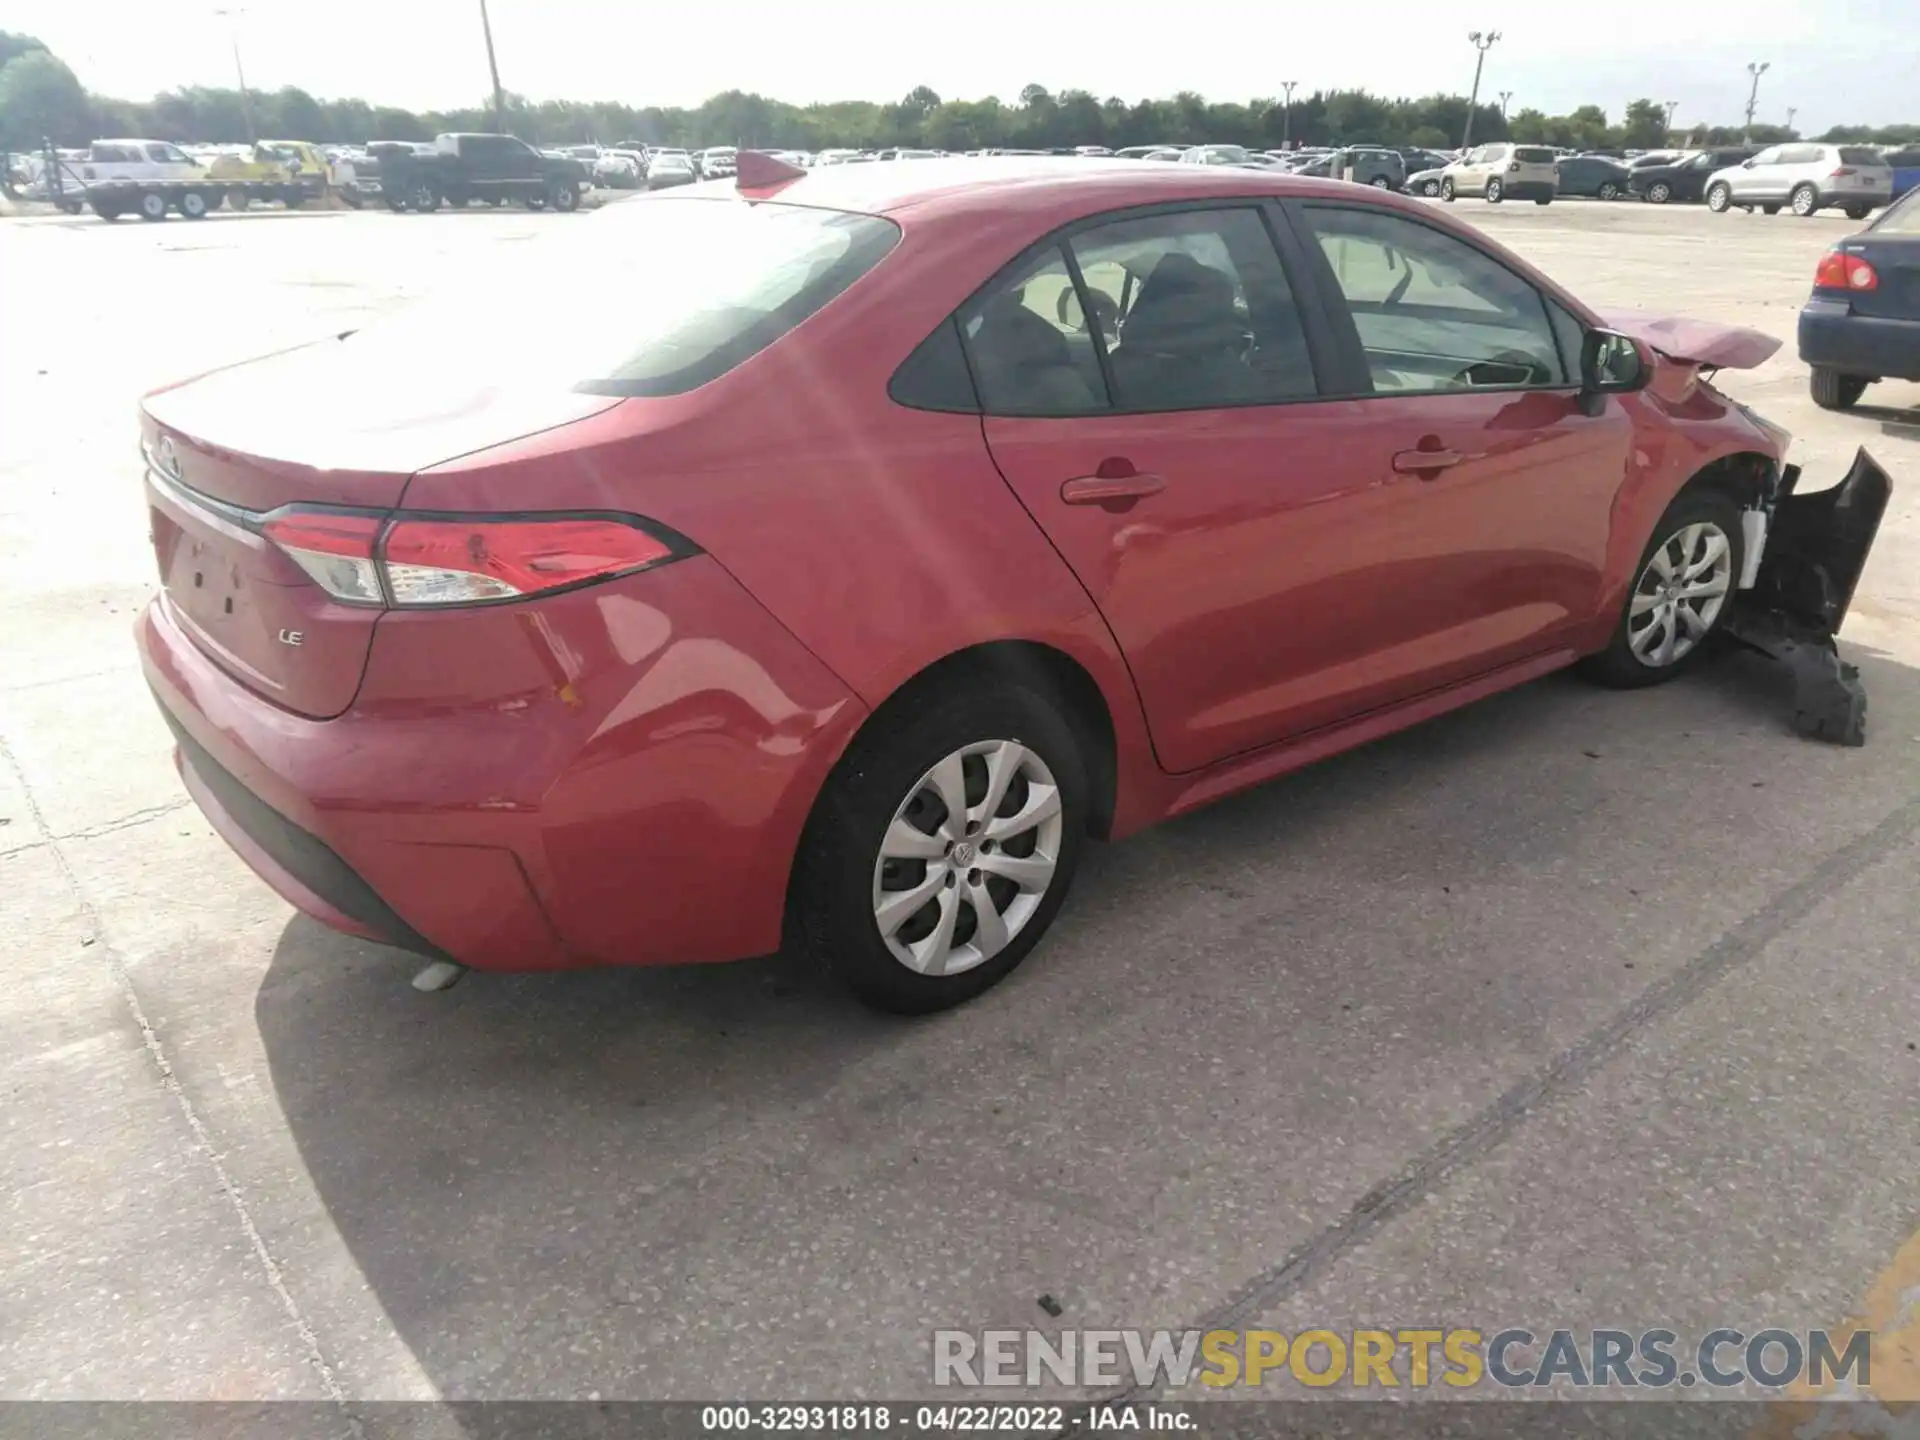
xmin=1829 ymin=166 xmax=1857 ymax=178
xmin=262 ymin=510 xmax=683 ymax=608
xmin=261 ymin=512 xmax=383 ymax=604
xmin=382 ymin=517 xmax=676 ymax=606
xmin=1814 ymin=250 xmax=1878 ymax=291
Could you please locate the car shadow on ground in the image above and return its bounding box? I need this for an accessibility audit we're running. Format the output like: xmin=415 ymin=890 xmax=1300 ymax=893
xmin=254 ymin=641 xmax=1920 ymax=1399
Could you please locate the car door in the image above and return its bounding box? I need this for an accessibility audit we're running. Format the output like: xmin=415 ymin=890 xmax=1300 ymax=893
xmin=969 ymin=202 xmax=1456 ymax=772
xmin=1285 ymin=200 xmax=1632 ymax=694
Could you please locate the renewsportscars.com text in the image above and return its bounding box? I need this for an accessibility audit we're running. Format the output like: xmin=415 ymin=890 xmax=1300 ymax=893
xmin=932 ymin=1327 xmax=1872 ymax=1391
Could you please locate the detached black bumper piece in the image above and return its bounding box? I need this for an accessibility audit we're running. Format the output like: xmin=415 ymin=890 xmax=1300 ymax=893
xmin=1724 ymin=449 xmax=1892 ymax=746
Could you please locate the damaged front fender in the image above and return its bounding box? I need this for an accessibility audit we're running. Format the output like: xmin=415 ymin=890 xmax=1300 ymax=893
xmin=1725 ymin=448 xmax=1893 ymax=746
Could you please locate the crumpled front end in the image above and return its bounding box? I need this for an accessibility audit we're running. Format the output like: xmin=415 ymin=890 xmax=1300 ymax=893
xmin=1727 ymin=449 xmax=1893 ymax=746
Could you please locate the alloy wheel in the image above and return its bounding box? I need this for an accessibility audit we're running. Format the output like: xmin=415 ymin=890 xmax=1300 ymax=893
xmin=1627 ymin=522 xmax=1733 ymax=667
xmin=871 ymin=739 xmax=1063 ymax=977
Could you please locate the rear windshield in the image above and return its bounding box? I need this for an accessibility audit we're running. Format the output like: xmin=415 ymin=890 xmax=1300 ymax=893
xmin=1874 ymin=188 xmax=1920 ymax=235
xmin=336 ymin=198 xmax=898 ymax=398
xmin=1837 ymin=147 xmax=1886 ymax=166
xmin=1513 ymin=147 xmax=1556 ymax=164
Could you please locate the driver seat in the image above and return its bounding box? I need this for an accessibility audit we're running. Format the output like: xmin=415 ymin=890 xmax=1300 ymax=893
xmin=1110 ymin=252 xmax=1251 ymax=407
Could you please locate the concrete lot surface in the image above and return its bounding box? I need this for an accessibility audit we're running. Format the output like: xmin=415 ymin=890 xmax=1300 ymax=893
xmin=2 ymin=197 xmax=1917 ymax=1417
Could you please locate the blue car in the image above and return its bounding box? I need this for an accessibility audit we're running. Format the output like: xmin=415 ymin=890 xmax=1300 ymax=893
xmin=1798 ymin=184 xmax=1920 ymax=409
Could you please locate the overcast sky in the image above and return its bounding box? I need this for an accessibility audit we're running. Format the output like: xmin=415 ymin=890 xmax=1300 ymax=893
xmin=10 ymin=0 xmax=1914 ymax=133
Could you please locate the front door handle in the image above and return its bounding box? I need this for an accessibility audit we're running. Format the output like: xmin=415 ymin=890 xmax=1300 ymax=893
xmin=1391 ymin=447 xmax=1464 ymax=476
xmin=1061 ymin=471 xmax=1167 ymax=507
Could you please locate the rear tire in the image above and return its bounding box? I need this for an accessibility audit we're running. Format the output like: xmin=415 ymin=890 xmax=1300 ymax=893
xmin=1646 ymin=181 xmax=1672 ymax=204
xmin=178 ymin=189 xmax=210 ymax=220
xmin=1598 ymin=181 xmax=1620 ymax=200
xmin=1845 ymin=204 xmax=1871 ymax=220
xmin=1762 ymin=203 xmax=1780 ymax=215
xmin=1706 ymin=182 xmax=1732 ymax=212
xmin=1579 ymin=489 xmax=1745 ymax=690
xmin=1486 ymin=178 xmax=1504 ymax=203
xmin=1791 ymin=183 xmax=1819 ymax=217
xmin=138 ymin=191 xmax=168 ymax=222
xmin=791 ymin=676 xmax=1088 ymax=1015
xmin=227 ymin=187 xmax=250 ymax=210
xmin=1810 ymin=367 xmax=1869 ymax=411
xmin=1420 ymin=178 xmax=1440 ymax=196
xmin=1534 ymin=196 xmax=1551 ymax=205
xmin=1369 ymin=176 xmax=1391 ymax=189
xmin=409 ymin=182 xmax=439 ymax=212
xmin=549 ymin=181 xmax=579 ymax=211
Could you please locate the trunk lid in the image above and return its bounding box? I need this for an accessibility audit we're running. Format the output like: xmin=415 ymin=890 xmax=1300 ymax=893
xmin=141 ymin=336 xmax=619 ymax=719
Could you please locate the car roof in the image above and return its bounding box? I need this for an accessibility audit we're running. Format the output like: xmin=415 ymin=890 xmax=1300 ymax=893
xmin=714 ymin=156 xmax=1360 ymax=220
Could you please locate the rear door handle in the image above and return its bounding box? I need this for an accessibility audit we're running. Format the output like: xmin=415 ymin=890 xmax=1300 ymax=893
xmin=1060 ymin=472 xmax=1167 ymax=506
xmin=1391 ymin=447 xmax=1464 ymax=476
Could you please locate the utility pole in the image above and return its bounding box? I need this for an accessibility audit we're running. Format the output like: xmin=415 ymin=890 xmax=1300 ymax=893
xmin=479 ymin=0 xmax=508 ymax=135
xmin=1743 ymin=61 xmax=1770 ymax=141
xmin=1786 ymin=105 xmax=1797 ymax=135
xmin=211 ymin=8 xmax=255 ymax=143
xmin=1461 ymin=30 xmax=1501 ymax=150
xmin=1280 ymin=80 xmax=1297 ymax=149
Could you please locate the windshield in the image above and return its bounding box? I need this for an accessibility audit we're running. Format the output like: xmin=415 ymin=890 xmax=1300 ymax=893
xmin=334 ymin=197 xmax=898 ymax=398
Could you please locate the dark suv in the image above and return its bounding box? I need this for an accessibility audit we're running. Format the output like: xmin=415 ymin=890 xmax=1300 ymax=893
xmin=1628 ymin=148 xmax=1756 ymax=204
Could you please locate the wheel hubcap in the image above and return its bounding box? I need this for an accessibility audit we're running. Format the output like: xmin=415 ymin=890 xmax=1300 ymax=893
xmin=1628 ymin=522 xmax=1733 ymax=667
xmin=871 ymin=739 xmax=1063 ymax=977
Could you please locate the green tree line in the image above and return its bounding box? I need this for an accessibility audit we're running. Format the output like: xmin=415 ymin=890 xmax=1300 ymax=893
xmin=4 ymin=30 xmax=1917 ymax=156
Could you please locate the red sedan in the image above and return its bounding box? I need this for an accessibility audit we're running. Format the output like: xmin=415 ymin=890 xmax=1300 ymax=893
xmin=135 ymin=156 xmax=1887 ymax=1012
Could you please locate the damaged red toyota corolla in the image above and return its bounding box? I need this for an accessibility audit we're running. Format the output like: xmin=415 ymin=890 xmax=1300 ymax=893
xmin=134 ymin=155 xmax=1892 ymax=1013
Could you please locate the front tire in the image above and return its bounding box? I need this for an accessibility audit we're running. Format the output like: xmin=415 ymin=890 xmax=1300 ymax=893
xmin=549 ymin=181 xmax=579 ymax=212
xmin=1762 ymin=203 xmax=1781 ymax=215
xmin=1486 ymin=178 xmax=1504 ymax=203
xmin=1420 ymin=178 xmax=1441 ymax=196
xmin=1579 ymin=489 xmax=1744 ymax=689
xmin=1440 ymin=178 xmax=1456 ymax=202
xmin=1369 ymin=176 xmax=1391 ymax=189
xmin=791 ymin=678 xmax=1088 ymax=1014
xmin=1810 ymin=367 xmax=1869 ymax=411
xmin=1706 ymin=182 xmax=1732 ymax=212
xmin=178 ymin=188 xmax=210 ymax=219
xmin=1845 ymin=204 xmax=1871 ymax=220
xmin=138 ymin=191 xmax=168 ymax=222
xmin=1791 ymin=183 xmax=1819 ymax=217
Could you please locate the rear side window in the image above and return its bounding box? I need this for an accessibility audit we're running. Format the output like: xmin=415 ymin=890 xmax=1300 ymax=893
xmin=339 ymin=198 xmax=899 ymax=397
xmin=1513 ymin=147 xmax=1556 ymax=164
xmin=958 ymin=246 xmax=1109 ymax=416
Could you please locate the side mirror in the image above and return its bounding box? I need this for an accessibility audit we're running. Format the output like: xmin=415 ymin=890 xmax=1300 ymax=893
xmin=1741 ymin=159 xmax=1756 ymax=169
xmin=1577 ymin=329 xmax=1652 ymax=416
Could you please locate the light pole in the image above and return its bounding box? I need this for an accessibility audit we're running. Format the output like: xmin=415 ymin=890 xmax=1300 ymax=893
xmin=1744 ymin=61 xmax=1770 ymax=140
xmin=1663 ymin=99 xmax=1679 ymax=137
xmin=1498 ymin=90 xmax=1513 ymax=119
xmin=478 ymin=0 xmax=508 ymax=135
xmin=1786 ymin=105 xmax=1797 ymax=135
xmin=1461 ymin=30 xmax=1501 ymax=150
xmin=1280 ymin=80 xmax=1297 ymax=149
xmin=211 ymin=7 xmax=255 ymax=143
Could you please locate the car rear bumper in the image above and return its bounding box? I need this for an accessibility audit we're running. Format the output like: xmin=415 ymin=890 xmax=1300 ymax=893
xmin=1799 ymin=299 xmax=1920 ymax=381
xmin=136 ymin=554 xmax=868 ymax=971
xmin=1499 ymin=180 xmax=1556 ymax=200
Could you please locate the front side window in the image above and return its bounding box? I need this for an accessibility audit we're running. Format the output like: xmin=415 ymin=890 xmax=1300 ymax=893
xmin=1749 ymin=148 xmax=1783 ymax=167
xmin=1067 ymin=207 xmax=1316 ymax=409
xmin=1304 ymin=205 xmax=1566 ymax=393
